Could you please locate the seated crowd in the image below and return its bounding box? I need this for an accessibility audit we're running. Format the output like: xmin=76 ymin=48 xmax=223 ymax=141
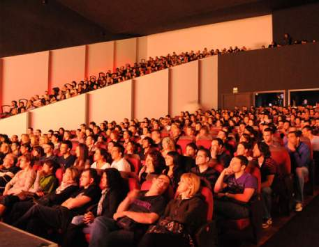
xmin=0 ymin=105 xmax=318 ymax=246
xmin=3 ymin=45 xmax=248 ymax=117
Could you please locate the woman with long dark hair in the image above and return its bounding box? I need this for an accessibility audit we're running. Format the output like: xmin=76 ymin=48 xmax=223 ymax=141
xmin=163 ymin=151 xmax=184 ymax=191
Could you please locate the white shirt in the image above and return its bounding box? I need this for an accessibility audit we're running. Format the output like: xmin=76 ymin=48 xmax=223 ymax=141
xmin=111 ymin=158 xmax=131 ymax=172
xmin=91 ymin=162 xmax=111 ymax=170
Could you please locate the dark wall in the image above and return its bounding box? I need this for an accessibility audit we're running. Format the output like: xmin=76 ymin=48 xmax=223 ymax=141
xmin=218 ymin=43 xmax=319 ymax=107
xmin=273 ymin=2 xmax=319 ymax=44
xmin=0 ymin=0 xmax=128 ymax=58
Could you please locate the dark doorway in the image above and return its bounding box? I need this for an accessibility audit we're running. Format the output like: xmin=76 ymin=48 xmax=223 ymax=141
xmin=254 ymin=92 xmax=285 ymax=107
xmin=289 ymin=89 xmax=319 ymax=106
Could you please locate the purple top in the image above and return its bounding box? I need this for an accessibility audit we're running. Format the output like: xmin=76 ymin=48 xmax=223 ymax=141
xmin=224 ymin=172 xmax=257 ymax=195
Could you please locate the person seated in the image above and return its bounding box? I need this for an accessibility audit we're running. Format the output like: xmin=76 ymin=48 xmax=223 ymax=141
xmin=235 ymin=142 xmax=253 ymax=161
xmin=57 ymin=140 xmax=76 ymax=169
xmin=0 ymin=153 xmax=20 ymax=187
xmin=214 ymin=155 xmax=257 ymax=220
xmin=0 ymin=154 xmax=36 ymax=216
xmin=252 ymin=142 xmax=277 ymax=228
xmin=14 ymin=169 xmax=101 ymax=239
xmin=263 ymin=128 xmax=282 ymax=149
xmin=9 ymin=167 xmax=79 ymax=224
xmin=163 ymin=151 xmax=184 ymax=191
xmin=74 ymin=143 xmax=91 ymax=171
xmin=139 ymin=173 xmax=207 ymax=247
xmin=138 ymin=150 xmax=165 ymax=184
xmin=138 ymin=137 xmax=154 ymax=161
xmin=191 ymin=147 xmax=219 ymax=191
xmin=110 ymin=144 xmax=131 ymax=173
xmin=62 ymin=168 xmax=126 ymax=247
xmin=161 ymin=137 xmax=176 ymax=158
xmin=90 ymin=148 xmax=111 ymax=171
xmin=88 ymin=174 xmax=170 ymax=247
xmin=0 ymin=159 xmax=58 ymax=219
xmin=285 ymin=131 xmax=311 ymax=212
xmin=210 ymin=138 xmax=232 ymax=168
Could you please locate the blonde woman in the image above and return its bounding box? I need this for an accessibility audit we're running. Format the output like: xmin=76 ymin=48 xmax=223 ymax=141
xmin=161 ymin=137 xmax=176 ymax=157
xmin=139 ymin=173 xmax=208 ymax=247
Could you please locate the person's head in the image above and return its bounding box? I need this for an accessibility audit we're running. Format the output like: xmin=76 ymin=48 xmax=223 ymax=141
xmin=235 ymin=140 xmax=249 ymax=155
xmin=94 ymin=148 xmax=110 ymax=163
xmin=20 ymin=143 xmax=31 ymax=155
xmin=3 ymin=153 xmax=16 ymax=168
xmin=162 ymin=137 xmax=175 ymax=151
xmin=80 ymin=168 xmax=98 ymax=188
xmin=253 ymin=142 xmax=271 ymax=158
xmin=145 ymin=150 xmax=165 ymax=174
xmin=41 ymin=159 xmax=56 ymax=175
xmin=0 ymin=142 xmax=11 ymax=154
xmin=63 ymin=167 xmax=80 ymax=184
xmin=151 ymin=130 xmax=161 ymax=142
xmin=142 ymin=137 xmax=153 ymax=149
xmin=185 ymin=142 xmax=197 ymax=158
xmin=19 ymin=154 xmax=32 ymax=169
xmin=75 ymin=143 xmax=89 ymax=161
xmin=86 ymin=135 xmax=95 ymax=146
xmin=32 ymin=146 xmax=44 ymax=158
xmin=111 ymin=144 xmax=124 ymax=161
xmin=43 ymin=142 xmax=54 ymax=155
xmin=60 ymin=140 xmax=72 ymax=155
xmin=149 ymin=174 xmax=170 ymax=195
xmin=101 ymin=168 xmax=123 ymax=191
xmin=302 ymin=125 xmax=312 ymax=138
xmin=229 ymin=155 xmax=248 ymax=174
xmin=11 ymin=142 xmax=20 ymax=152
xmin=211 ymin=138 xmax=223 ymax=154
xmin=195 ymin=147 xmax=210 ymax=166
xmin=263 ymin=128 xmax=273 ymax=145
xmin=165 ymin=151 xmax=181 ymax=168
xmin=107 ymin=141 xmax=116 ymax=154
xmin=287 ymin=131 xmax=301 ymax=147
xmin=177 ymin=173 xmax=201 ymax=199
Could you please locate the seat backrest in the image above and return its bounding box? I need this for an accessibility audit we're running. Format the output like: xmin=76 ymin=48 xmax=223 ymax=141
xmin=200 ymin=187 xmax=214 ymax=221
xmin=177 ymin=138 xmax=193 ymax=155
xmin=127 ymin=177 xmax=140 ymax=191
xmin=246 ymin=165 xmax=261 ymax=194
xmin=55 ymin=168 xmax=64 ymax=184
xmin=126 ymin=157 xmax=141 ymax=174
xmin=196 ymin=139 xmax=211 ymax=150
xmin=270 ymin=148 xmax=291 ymax=175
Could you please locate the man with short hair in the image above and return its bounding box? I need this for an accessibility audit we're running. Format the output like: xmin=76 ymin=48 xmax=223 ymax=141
xmin=0 ymin=154 xmax=20 ymax=187
xmin=191 ymin=147 xmax=219 ymax=190
xmin=210 ymin=138 xmax=231 ymax=168
xmin=285 ymin=131 xmax=311 ymax=211
xmin=214 ymin=156 xmax=257 ymax=219
xmin=110 ymin=144 xmax=131 ymax=172
xmin=263 ymin=128 xmax=282 ymax=149
xmin=89 ymin=174 xmax=170 ymax=247
xmin=58 ymin=140 xmax=76 ymax=169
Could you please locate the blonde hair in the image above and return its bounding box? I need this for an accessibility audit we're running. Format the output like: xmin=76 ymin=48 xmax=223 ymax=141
xmin=180 ymin=173 xmax=201 ymax=198
xmin=162 ymin=137 xmax=176 ymax=151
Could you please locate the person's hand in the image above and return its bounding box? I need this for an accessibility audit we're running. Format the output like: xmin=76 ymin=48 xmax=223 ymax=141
xmin=113 ymin=211 xmax=127 ymax=220
xmin=223 ymin=167 xmax=234 ymax=176
xmin=83 ymin=212 xmax=95 ymax=224
xmin=17 ymin=191 xmax=27 ymax=200
xmin=36 ymin=191 xmax=44 ymax=197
